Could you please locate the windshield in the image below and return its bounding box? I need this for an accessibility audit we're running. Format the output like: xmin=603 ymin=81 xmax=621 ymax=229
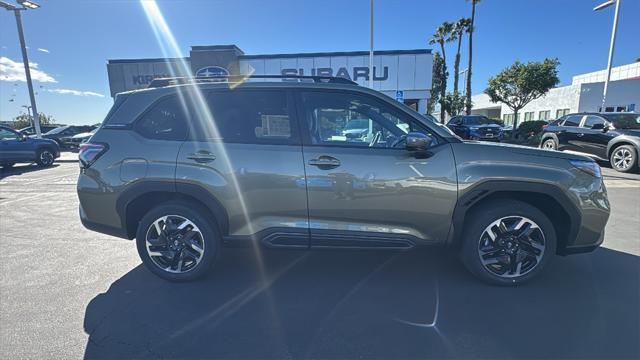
xmin=609 ymin=114 xmax=640 ymax=129
xmin=344 ymin=119 xmax=369 ymax=130
xmin=44 ymin=126 xmax=69 ymax=135
xmin=465 ymin=116 xmax=496 ymax=125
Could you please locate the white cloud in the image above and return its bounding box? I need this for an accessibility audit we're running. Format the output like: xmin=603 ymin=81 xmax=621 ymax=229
xmin=46 ymin=88 xmax=105 ymax=98
xmin=37 ymin=48 xmax=50 ymax=53
xmin=0 ymin=56 xmax=56 ymax=83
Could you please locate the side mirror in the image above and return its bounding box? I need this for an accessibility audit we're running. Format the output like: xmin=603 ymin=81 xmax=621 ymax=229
xmin=406 ymin=132 xmax=433 ymax=151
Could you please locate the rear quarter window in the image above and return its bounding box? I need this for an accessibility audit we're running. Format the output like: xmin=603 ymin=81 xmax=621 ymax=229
xmin=134 ymin=95 xmax=189 ymax=141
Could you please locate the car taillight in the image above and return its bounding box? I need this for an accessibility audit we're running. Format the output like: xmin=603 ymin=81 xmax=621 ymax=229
xmin=79 ymin=143 xmax=107 ymax=168
xmin=542 ymin=124 xmax=549 ymax=129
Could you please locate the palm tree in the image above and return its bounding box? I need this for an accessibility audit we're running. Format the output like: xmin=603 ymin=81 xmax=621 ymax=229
xmin=465 ymin=0 xmax=480 ymax=115
xmin=429 ymin=21 xmax=454 ymax=122
xmin=452 ymin=17 xmax=471 ymax=94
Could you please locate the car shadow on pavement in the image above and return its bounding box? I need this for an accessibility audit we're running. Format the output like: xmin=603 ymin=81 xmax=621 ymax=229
xmin=0 ymin=164 xmax=60 ymax=180
xmin=83 ymin=247 xmax=639 ymax=359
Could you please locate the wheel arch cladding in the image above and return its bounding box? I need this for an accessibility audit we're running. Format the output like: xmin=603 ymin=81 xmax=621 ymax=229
xmin=117 ymin=181 xmax=229 ymax=239
xmin=451 ymin=181 xmax=579 ymax=255
xmin=607 ymin=139 xmax=639 ymax=158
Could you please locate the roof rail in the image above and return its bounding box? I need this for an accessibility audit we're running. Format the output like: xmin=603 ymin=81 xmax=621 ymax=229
xmin=147 ymin=74 xmax=358 ymax=88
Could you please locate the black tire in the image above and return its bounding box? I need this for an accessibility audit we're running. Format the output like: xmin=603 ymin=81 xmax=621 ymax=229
xmin=35 ymin=148 xmax=55 ymax=167
xmin=135 ymin=201 xmax=220 ymax=282
xmin=541 ymin=138 xmax=557 ymax=150
xmin=460 ymin=199 xmax=556 ymax=286
xmin=609 ymin=145 xmax=638 ymax=173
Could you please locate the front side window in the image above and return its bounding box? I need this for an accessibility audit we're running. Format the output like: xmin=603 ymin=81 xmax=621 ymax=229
xmin=562 ymin=115 xmax=582 ymax=127
xmin=301 ymin=91 xmax=429 ymax=149
xmin=200 ymin=90 xmax=295 ymax=144
xmin=583 ymin=115 xmax=606 ymax=129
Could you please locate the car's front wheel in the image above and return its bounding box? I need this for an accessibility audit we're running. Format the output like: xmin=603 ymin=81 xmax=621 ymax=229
xmin=135 ymin=202 xmax=219 ymax=281
xmin=36 ymin=148 xmax=55 ymax=167
xmin=460 ymin=200 xmax=556 ymax=286
xmin=610 ymin=145 xmax=638 ymax=173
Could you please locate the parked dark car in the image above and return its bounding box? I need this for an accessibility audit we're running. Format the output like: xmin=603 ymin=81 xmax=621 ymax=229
xmin=447 ymin=115 xmax=504 ymax=141
xmin=0 ymin=125 xmax=60 ymax=168
xmin=41 ymin=125 xmax=96 ymax=149
xmin=19 ymin=125 xmax=62 ymax=136
xmin=60 ymin=128 xmax=97 ymax=150
xmin=540 ymin=112 xmax=640 ymax=173
xmin=77 ymin=75 xmax=610 ymax=286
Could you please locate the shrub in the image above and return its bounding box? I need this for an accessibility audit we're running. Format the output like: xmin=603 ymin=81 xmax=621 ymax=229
xmin=517 ymin=120 xmax=547 ymax=138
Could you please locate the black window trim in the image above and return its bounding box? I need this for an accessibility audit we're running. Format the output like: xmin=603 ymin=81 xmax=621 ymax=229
xmin=293 ymin=88 xmax=446 ymax=151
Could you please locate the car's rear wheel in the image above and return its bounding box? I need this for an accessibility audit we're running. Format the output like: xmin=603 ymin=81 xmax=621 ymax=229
xmin=460 ymin=199 xmax=556 ymax=286
xmin=135 ymin=202 xmax=219 ymax=281
xmin=610 ymin=145 xmax=637 ymax=173
xmin=36 ymin=148 xmax=55 ymax=167
xmin=541 ymin=138 xmax=557 ymax=150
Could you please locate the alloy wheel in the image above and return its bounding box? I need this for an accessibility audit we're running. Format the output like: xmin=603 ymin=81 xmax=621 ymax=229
xmin=542 ymin=140 xmax=555 ymax=150
xmin=478 ymin=216 xmax=545 ymax=278
xmin=40 ymin=150 xmax=54 ymax=166
xmin=612 ymin=148 xmax=633 ymax=170
xmin=145 ymin=215 xmax=205 ymax=273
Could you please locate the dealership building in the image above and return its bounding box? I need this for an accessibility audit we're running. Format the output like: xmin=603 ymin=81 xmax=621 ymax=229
xmin=470 ymin=62 xmax=640 ymax=124
xmin=106 ymin=44 xmax=433 ymax=113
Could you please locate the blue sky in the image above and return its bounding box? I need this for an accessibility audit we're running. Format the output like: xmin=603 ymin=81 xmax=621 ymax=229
xmin=1 ymin=0 xmax=638 ymax=125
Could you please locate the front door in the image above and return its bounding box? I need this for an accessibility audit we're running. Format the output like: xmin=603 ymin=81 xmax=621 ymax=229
xmin=0 ymin=128 xmax=30 ymax=162
xmin=297 ymin=90 xmax=458 ymax=248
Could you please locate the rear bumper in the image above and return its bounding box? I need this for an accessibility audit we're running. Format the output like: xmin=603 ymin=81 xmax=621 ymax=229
xmin=79 ymin=202 xmax=129 ymax=239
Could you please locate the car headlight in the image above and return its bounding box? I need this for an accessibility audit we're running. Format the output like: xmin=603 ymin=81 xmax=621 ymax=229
xmin=570 ymin=160 xmax=602 ymax=178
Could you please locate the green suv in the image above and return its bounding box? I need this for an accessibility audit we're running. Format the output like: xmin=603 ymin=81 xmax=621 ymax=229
xmin=77 ymin=76 xmax=610 ymax=285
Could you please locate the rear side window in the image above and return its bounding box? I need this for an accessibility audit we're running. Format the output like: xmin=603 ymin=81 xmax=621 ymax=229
xmin=561 ymin=115 xmax=582 ymax=127
xmin=198 ymin=90 xmax=296 ymax=144
xmin=135 ymin=96 xmax=189 ymax=141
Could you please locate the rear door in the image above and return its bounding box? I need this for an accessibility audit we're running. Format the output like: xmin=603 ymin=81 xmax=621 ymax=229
xmin=556 ymin=115 xmax=583 ymax=151
xmin=577 ymin=115 xmax=612 ymax=159
xmin=176 ymin=89 xmax=309 ymax=247
xmin=297 ymin=90 xmax=458 ymax=248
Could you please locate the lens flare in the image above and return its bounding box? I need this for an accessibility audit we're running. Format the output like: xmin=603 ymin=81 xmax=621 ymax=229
xmin=139 ymin=0 xmax=285 ymax=333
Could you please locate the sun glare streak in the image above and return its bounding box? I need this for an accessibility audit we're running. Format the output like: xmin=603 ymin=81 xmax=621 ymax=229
xmin=139 ymin=0 xmax=282 ymax=334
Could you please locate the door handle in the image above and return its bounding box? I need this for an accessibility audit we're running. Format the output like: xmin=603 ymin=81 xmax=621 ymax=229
xmin=187 ymin=151 xmax=216 ymax=163
xmin=577 ymin=133 xmax=585 ymax=137
xmin=308 ymin=156 xmax=341 ymax=169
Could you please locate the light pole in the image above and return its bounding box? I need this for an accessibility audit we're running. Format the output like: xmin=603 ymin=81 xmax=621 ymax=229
xmin=0 ymin=0 xmax=42 ymax=137
xmin=21 ymin=104 xmax=32 ymax=125
xmin=369 ymin=0 xmax=374 ymax=89
xmin=593 ymin=0 xmax=621 ymax=112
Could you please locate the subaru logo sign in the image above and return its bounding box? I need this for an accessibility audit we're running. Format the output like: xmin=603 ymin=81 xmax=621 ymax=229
xmin=196 ymin=66 xmax=229 ymax=78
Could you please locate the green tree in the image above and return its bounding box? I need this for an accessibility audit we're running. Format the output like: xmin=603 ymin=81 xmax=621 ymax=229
xmin=429 ymin=21 xmax=454 ymax=123
xmin=444 ymin=91 xmax=465 ymax=116
xmin=427 ymin=52 xmax=446 ymax=116
xmin=485 ymin=58 xmax=560 ymax=139
xmin=11 ymin=112 xmax=56 ymax=130
xmin=465 ymin=0 xmax=481 ymax=115
xmin=451 ymin=17 xmax=472 ymax=94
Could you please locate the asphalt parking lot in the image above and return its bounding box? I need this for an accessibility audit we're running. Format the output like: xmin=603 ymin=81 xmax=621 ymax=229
xmin=1 ymin=152 xmax=639 ymax=359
